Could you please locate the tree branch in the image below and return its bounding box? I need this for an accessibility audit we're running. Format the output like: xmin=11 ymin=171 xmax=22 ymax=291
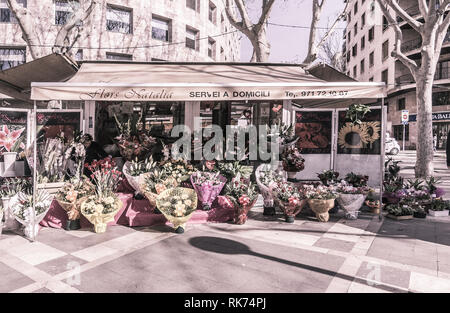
xmin=418 ymin=0 xmax=429 ymax=17
xmin=256 ymin=0 xmax=276 ymax=27
xmin=388 ymin=0 xmax=423 ymax=33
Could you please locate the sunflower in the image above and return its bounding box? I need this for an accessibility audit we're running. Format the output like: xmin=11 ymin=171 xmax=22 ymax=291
xmin=338 ymin=122 xmax=369 ymax=149
xmin=363 ymin=121 xmax=381 ymax=143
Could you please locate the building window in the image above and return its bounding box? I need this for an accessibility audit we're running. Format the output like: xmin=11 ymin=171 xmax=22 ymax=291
xmin=0 ymin=0 xmax=26 ymax=23
xmin=369 ymin=51 xmax=374 ymax=67
xmin=209 ymin=1 xmax=217 ymax=24
xmin=382 ymin=15 xmax=388 ymax=32
xmin=353 ymin=65 xmax=357 ymax=77
xmin=106 ymin=5 xmax=132 ymax=34
xmin=393 ymin=124 xmax=409 ymax=141
xmin=368 ymin=26 xmax=374 ymax=41
xmin=360 ymin=59 xmax=365 ymax=74
xmin=382 ymin=40 xmax=389 ymax=60
xmin=186 ymin=0 xmax=199 ymax=12
xmin=0 ymin=47 xmax=26 ymax=70
xmin=347 ymin=31 xmax=351 ymax=43
xmin=75 ymin=49 xmax=83 ymax=61
xmin=352 ymin=43 xmax=357 ymax=57
xmin=55 ymin=0 xmax=82 ymax=25
xmin=346 ymin=51 xmax=350 ymax=63
xmin=208 ymin=38 xmax=216 ymax=60
xmin=152 ymin=16 xmax=170 ymax=42
xmin=186 ymin=27 xmax=199 ymax=50
xmin=381 ymin=69 xmax=388 ymax=85
xmin=361 ymin=35 xmax=365 ymax=50
xmin=369 ymin=76 xmax=374 ymax=82
xmin=106 ymin=52 xmax=132 ymax=61
xmin=348 ymin=11 xmax=351 ymax=23
xmin=354 ymin=22 xmax=358 ymax=36
xmin=361 ymin=12 xmax=366 ymax=27
xmin=354 ymin=1 xmax=358 ymax=14
xmin=397 ymin=98 xmax=406 ymax=110
xmin=432 ymin=91 xmax=450 ymax=106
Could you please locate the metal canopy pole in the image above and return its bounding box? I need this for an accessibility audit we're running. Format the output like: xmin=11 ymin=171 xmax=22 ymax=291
xmin=31 ymin=100 xmax=37 ymax=241
xmin=380 ymin=97 xmax=386 ymax=221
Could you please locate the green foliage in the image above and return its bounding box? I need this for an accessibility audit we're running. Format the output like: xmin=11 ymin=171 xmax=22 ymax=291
xmin=346 ymin=104 xmax=371 ymax=125
xmin=386 ymin=203 xmax=415 ymax=216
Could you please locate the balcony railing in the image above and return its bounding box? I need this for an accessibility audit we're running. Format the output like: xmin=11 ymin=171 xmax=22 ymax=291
xmin=396 ymin=5 xmax=420 ymax=23
xmin=395 ymin=66 xmax=450 ymax=86
xmin=395 ymin=74 xmax=415 ymax=86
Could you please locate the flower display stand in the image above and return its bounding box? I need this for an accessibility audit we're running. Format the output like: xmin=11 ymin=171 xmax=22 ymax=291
xmin=428 ymin=209 xmax=449 ymax=217
xmin=386 ymin=214 xmax=413 ymax=220
xmin=38 ymin=182 xmax=65 ymax=196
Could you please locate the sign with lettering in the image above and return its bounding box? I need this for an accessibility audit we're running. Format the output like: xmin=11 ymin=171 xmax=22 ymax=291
xmin=409 ymin=111 xmax=450 ymax=122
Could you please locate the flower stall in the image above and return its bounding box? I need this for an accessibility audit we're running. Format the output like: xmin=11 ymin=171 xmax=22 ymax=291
xmin=0 ymin=55 xmax=389 ymax=240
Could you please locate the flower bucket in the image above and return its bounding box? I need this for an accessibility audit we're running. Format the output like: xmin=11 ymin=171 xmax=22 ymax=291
xmin=1 ymin=197 xmax=19 ymax=231
xmin=365 ymin=200 xmax=381 ymax=214
xmin=156 ymin=187 xmax=198 ymax=233
xmin=337 ymin=193 xmax=366 ymax=220
xmin=56 ymin=199 xmax=83 ymax=231
xmin=287 ymin=171 xmax=298 ymax=180
xmin=307 ymin=198 xmax=336 ymax=222
xmin=80 ymin=197 xmax=122 ymax=233
xmin=277 ymin=199 xmax=306 ymax=223
xmin=191 ymin=173 xmax=226 ymax=211
xmin=3 ymin=151 xmax=17 ymax=176
xmin=232 ymin=198 xmax=257 ymax=225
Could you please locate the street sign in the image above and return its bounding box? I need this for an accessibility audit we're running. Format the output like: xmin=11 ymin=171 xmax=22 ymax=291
xmin=401 ymin=110 xmax=409 ymax=124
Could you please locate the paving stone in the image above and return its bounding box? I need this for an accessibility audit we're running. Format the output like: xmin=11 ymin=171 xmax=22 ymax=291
xmin=6 ymin=241 xmax=67 ymax=266
xmin=36 ymin=254 xmax=87 ymax=276
xmin=0 ymin=262 xmax=34 ymax=293
xmin=32 ymin=287 xmax=53 ymax=293
xmin=314 ymin=238 xmax=356 ymax=253
xmin=356 ymin=261 xmax=411 ymax=290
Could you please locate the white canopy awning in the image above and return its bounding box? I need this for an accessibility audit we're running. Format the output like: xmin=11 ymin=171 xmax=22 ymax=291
xmin=31 ymin=62 xmax=386 ymax=102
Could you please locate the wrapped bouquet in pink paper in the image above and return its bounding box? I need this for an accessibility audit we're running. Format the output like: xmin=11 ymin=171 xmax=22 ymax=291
xmin=190 ymin=171 xmax=226 ymax=211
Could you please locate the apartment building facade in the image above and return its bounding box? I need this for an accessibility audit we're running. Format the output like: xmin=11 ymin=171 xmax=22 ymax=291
xmin=343 ymin=0 xmax=450 ymax=150
xmin=0 ymin=0 xmax=240 ymax=69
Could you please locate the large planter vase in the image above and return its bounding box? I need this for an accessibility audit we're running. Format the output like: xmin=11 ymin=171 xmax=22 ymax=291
xmin=337 ymin=193 xmax=366 ymax=220
xmin=191 ymin=173 xmax=226 ymax=211
xmin=286 ymin=171 xmax=298 ymax=180
xmin=277 ymin=199 xmax=306 ymax=223
xmin=233 ymin=198 xmax=257 ymax=225
xmin=3 ymin=152 xmax=17 ymax=176
xmin=307 ymin=198 xmax=336 ymax=222
xmin=1 ymin=197 xmax=19 ymax=231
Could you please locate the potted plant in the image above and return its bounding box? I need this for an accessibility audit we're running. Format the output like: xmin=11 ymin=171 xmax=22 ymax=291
xmin=428 ymin=198 xmax=450 ymax=217
xmin=304 ymin=184 xmax=338 ymax=222
xmin=155 ymin=187 xmax=198 ymax=233
xmin=281 ymin=146 xmax=305 ymax=180
xmin=0 ymin=125 xmax=25 ymax=176
xmin=80 ymin=157 xmax=123 ymax=233
xmin=267 ymin=121 xmax=299 ymax=151
xmin=272 ymin=181 xmax=306 ymax=223
xmin=11 ymin=189 xmax=53 ymax=239
xmin=123 ymin=156 xmax=157 ymax=198
xmin=385 ymin=203 xmax=415 ymax=220
xmin=317 ymin=170 xmax=340 ymax=186
xmin=224 ymin=174 xmax=258 ymax=225
xmin=413 ymin=205 xmax=427 ymax=219
xmin=336 ymin=182 xmax=370 ymax=220
xmin=424 ymin=177 xmax=445 ymax=199
xmin=344 ymin=172 xmax=369 ymax=188
xmin=255 ymin=163 xmax=286 ymax=216
xmin=55 ymin=178 xmax=95 ymax=230
xmin=365 ymin=191 xmax=381 ymax=214
xmin=191 ymin=171 xmax=227 ymax=211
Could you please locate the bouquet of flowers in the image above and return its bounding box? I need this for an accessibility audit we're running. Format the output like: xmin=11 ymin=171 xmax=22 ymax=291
xmin=317 ymin=170 xmax=340 ymax=186
xmin=304 ymin=184 xmax=337 ymax=222
xmin=55 ymin=178 xmax=95 ymax=230
xmin=114 ymin=113 xmax=157 ymax=161
xmin=123 ymin=156 xmax=157 ymax=195
xmin=335 ymin=181 xmax=370 ymax=220
xmin=64 ymin=131 xmax=86 ymax=179
xmin=272 ymin=181 xmax=306 ymax=222
xmin=267 ymin=121 xmax=299 ymax=148
xmin=39 ymin=137 xmax=68 ymax=183
xmin=11 ymin=189 xmax=53 ymax=239
xmin=161 ymin=158 xmax=195 ymax=184
xmin=0 ymin=177 xmax=32 ymax=231
xmin=155 ymin=187 xmax=198 ymax=233
xmin=255 ymin=164 xmax=286 ymax=212
xmin=80 ymin=157 xmax=123 ymax=233
xmin=344 ymin=172 xmax=369 ymax=187
xmin=80 ymin=195 xmax=123 ymax=233
xmin=140 ymin=168 xmax=179 ymax=209
xmin=281 ymin=146 xmax=305 ymax=173
xmin=191 ymin=171 xmax=227 ymax=210
xmin=224 ymin=174 xmax=258 ymax=224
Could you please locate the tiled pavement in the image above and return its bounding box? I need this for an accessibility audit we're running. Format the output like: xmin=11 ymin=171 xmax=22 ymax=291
xmin=1 ymin=197 xmax=450 ymax=293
